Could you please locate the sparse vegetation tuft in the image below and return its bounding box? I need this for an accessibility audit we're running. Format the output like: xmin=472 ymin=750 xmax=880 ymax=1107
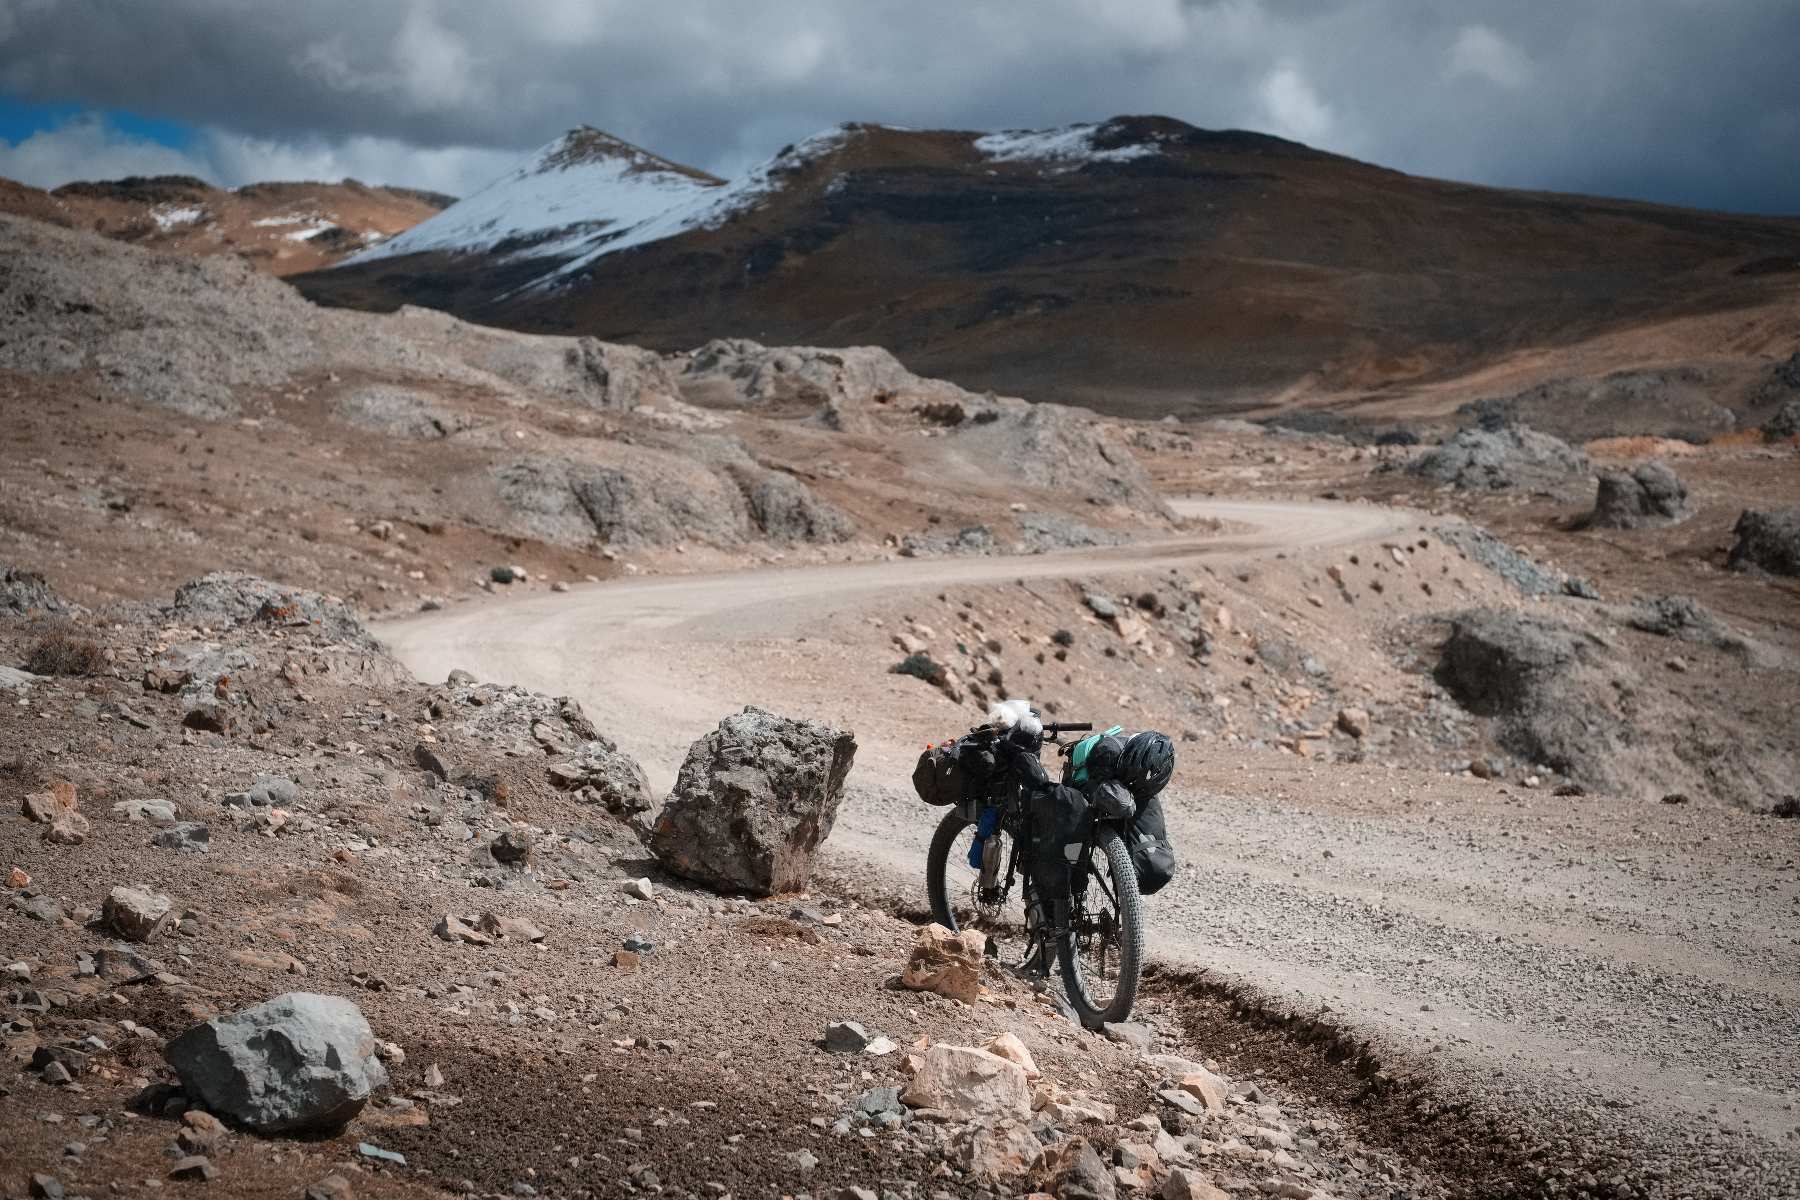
xmin=25 ymin=625 xmax=108 ymax=677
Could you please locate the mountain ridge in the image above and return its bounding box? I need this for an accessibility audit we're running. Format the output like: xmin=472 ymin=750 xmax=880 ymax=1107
xmin=295 ymin=115 xmax=1800 ymax=417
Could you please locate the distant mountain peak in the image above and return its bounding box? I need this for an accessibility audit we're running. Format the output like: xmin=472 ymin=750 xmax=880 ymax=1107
xmin=534 ymin=127 xmax=723 ymax=185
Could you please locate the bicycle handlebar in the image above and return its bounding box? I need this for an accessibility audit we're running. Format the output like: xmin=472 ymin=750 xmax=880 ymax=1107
xmin=1042 ymin=722 xmax=1093 ymax=733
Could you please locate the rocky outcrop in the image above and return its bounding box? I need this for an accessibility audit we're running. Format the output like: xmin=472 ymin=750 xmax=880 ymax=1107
xmin=170 ymin=573 xmax=373 ymax=649
xmin=1409 ymin=425 xmax=1590 ymax=494
xmin=164 ymin=993 xmax=387 ymax=1133
xmin=482 ymin=336 xmax=680 ymax=412
xmin=677 ymin=339 xmax=976 ymax=422
xmin=948 ymin=404 xmax=1168 ymax=518
xmin=1763 ymin=398 xmax=1800 ymax=442
xmin=1 ymin=566 xmax=66 ymax=616
xmin=1726 ymin=508 xmax=1800 ymax=576
xmin=649 ymin=706 xmax=857 ymax=895
xmin=1583 ymin=462 xmax=1690 ymax=529
xmin=742 ymin=472 xmax=854 ymax=543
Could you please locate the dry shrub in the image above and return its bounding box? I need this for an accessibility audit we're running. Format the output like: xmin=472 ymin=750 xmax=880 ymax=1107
xmin=25 ymin=626 xmax=107 ymax=676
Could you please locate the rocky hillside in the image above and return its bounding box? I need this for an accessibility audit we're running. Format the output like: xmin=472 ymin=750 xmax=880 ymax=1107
xmin=0 ymin=173 xmax=450 ymax=274
xmin=297 ymin=116 xmax=1800 ymax=417
xmin=0 ymin=211 xmax=1169 ymax=617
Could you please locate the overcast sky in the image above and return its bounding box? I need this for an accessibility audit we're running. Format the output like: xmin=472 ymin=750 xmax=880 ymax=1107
xmin=1 ymin=0 xmax=1796 ymax=213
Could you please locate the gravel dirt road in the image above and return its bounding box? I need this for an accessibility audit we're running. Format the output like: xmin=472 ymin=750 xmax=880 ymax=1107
xmin=377 ymin=498 xmax=1800 ymax=1195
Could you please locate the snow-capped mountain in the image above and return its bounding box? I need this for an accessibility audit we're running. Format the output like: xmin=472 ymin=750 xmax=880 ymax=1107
xmin=344 ymin=127 xmax=724 ymax=267
xmin=302 ymin=115 xmax=1800 ymax=417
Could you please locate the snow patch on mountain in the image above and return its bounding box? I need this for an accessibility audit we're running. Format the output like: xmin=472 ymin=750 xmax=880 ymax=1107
xmin=974 ymin=124 xmax=1162 ymax=169
xmin=151 ymin=204 xmax=206 ymax=230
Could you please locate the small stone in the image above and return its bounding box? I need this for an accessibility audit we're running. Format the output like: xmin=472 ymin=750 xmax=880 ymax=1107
xmin=490 ymin=830 xmax=533 ymax=866
xmin=434 ymin=915 xmax=493 ymax=946
xmin=1102 ymin=1022 xmax=1154 ymax=1053
xmin=42 ymin=812 xmax=91 ymax=845
xmin=305 ymin=1175 xmax=354 ymax=1200
xmin=168 ymin=1156 xmax=217 ymax=1181
xmin=623 ymin=932 xmax=655 ymax=954
xmin=104 ymin=885 xmax=174 ymax=942
xmin=357 ymin=1142 xmax=406 ymax=1165
xmin=1162 ymin=1169 xmax=1228 ymax=1200
xmin=612 ymin=949 xmax=640 ymax=970
xmin=43 ymin=1060 xmax=74 ymax=1085
xmin=112 ymin=799 xmax=179 ymax=825
xmin=30 ymin=1174 xmax=65 ymax=1200
xmin=1334 ymin=707 xmax=1370 ymax=739
xmin=8 ymin=866 xmax=29 ymax=888
xmin=476 ymin=913 xmax=545 ymax=942
xmin=864 ymin=1035 xmax=897 ymax=1056
xmin=824 ymin=1021 xmax=873 ymax=1051
xmin=424 ymin=1064 xmax=444 ymax=1087
xmin=1175 ymin=1071 xmax=1227 ymax=1114
xmin=983 ymin=1031 xmax=1040 ymax=1078
xmin=153 ymin=823 xmax=211 ymax=854
xmin=621 ymin=878 xmax=654 ymax=901
xmin=1159 ymin=1088 xmax=1206 ymax=1117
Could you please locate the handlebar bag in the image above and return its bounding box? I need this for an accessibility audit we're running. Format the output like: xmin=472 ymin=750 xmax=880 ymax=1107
xmin=912 ymin=738 xmax=994 ymax=807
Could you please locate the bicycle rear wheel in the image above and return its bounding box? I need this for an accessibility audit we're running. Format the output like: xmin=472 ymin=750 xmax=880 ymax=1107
xmin=1058 ymin=825 xmax=1144 ymax=1029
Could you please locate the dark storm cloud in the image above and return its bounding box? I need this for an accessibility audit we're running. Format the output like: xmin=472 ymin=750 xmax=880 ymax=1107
xmin=1 ymin=0 xmax=1796 ymax=211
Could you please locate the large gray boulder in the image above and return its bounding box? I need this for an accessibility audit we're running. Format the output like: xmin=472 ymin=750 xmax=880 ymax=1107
xmin=1583 ymin=462 xmax=1690 ymax=529
xmin=164 ymin=993 xmax=388 ymax=1133
xmin=650 ymin=707 xmax=857 ymax=895
xmin=1410 ymin=425 xmax=1590 ymax=494
xmin=1726 ymin=508 xmax=1800 ymax=577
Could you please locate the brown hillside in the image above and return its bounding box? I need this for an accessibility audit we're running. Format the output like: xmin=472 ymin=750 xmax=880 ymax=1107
xmin=0 ymin=173 xmax=450 ymax=274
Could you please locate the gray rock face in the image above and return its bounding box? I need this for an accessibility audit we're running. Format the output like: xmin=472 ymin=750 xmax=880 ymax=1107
xmin=1585 ymin=462 xmax=1690 ymax=528
xmin=170 ymin=574 xmax=372 ymax=648
xmin=483 ymin=336 xmax=679 ymax=412
xmin=164 ymin=993 xmax=388 ymax=1133
xmin=1726 ymin=508 xmax=1800 ymax=577
xmin=650 ymin=706 xmax=857 ymax=896
xmin=1 ymin=566 xmax=66 ymax=616
xmin=1410 ymin=425 xmax=1591 ymax=493
xmin=1437 ymin=610 xmax=1601 ymax=717
xmin=744 ymin=473 xmax=853 ymax=543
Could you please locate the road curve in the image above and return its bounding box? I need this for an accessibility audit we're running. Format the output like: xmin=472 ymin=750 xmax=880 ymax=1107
xmin=374 ymin=497 xmax=1800 ymax=1172
xmin=376 ymin=497 xmax=1409 ymax=746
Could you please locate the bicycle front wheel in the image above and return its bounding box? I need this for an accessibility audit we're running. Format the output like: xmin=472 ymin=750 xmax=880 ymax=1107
xmin=1058 ymin=825 xmax=1144 ymax=1029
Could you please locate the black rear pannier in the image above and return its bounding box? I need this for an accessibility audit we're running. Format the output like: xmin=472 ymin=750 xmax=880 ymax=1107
xmin=912 ymin=738 xmax=995 ymax=807
xmin=1127 ymin=793 xmax=1178 ymax=895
